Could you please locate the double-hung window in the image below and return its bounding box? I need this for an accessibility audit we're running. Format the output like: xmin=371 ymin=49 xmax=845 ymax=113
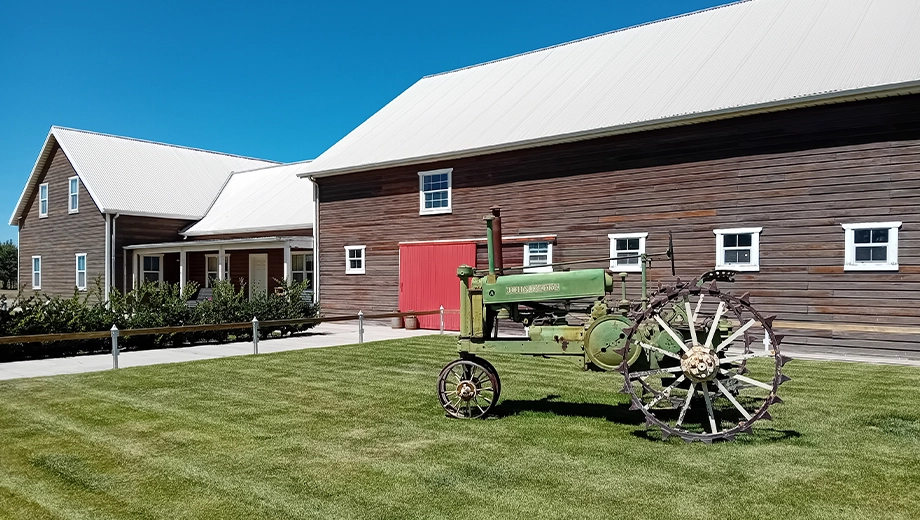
xmin=608 ymin=233 xmax=647 ymax=272
xmin=714 ymin=227 xmax=762 ymax=272
xmin=39 ymin=183 xmax=49 ymax=218
xmin=345 ymin=246 xmax=366 ymax=275
xmin=842 ymin=222 xmax=901 ymax=271
xmin=205 ymin=254 xmax=231 ymax=286
xmin=292 ymin=252 xmax=314 ymax=286
xmin=523 ymin=242 xmax=553 ymax=273
xmin=75 ymin=254 xmax=87 ymax=291
xmin=418 ymin=168 xmax=452 ymax=215
xmin=68 ymin=176 xmax=79 ymax=213
xmin=32 ymin=256 xmax=41 ymax=289
xmin=142 ymin=255 xmax=162 ymax=283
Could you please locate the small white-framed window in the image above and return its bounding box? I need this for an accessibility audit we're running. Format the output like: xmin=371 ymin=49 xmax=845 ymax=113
xmin=842 ymin=222 xmax=901 ymax=271
xmin=608 ymin=233 xmax=648 ymax=272
xmin=418 ymin=168 xmax=452 ymax=215
xmin=345 ymin=245 xmax=366 ymax=275
xmin=714 ymin=227 xmax=762 ymax=272
xmin=523 ymin=242 xmax=553 ymax=273
xmin=292 ymin=252 xmax=314 ymax=286
xmin=142 ymin=255 xmax=163 ymax=283
xmin=32 ymin=256 xmax=41 ymax=289
xmin=68 ymin=176 xmax=79 ymax=213
xmin=39 ymin=183 xmax=49 ymax=218
xmin=75 ymin=253 xmax=87 ymax=291
xmin=205 ymin=254 xmax=231 ymax=287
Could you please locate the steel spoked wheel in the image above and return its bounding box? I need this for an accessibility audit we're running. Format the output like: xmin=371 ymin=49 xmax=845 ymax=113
xmin=437 ymin=358 xmax=499 ymax=419
xmin=620 ymin=281 xmax=791 ymax=443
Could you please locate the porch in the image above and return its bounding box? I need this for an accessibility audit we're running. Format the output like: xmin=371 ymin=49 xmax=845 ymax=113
xmin=123 ymin=236 xmax=314 ymax=300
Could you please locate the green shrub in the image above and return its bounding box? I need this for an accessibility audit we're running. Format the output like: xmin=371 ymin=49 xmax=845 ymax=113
xmin=0 ymin=278 xmax=319 ymax=361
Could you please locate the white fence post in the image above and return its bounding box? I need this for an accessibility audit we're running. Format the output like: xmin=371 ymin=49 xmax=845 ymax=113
xmin=252 ymin=317 xmax=259 ymax=354
xmin=439 ymin=305 xmax=445 ymax=335
xmin=110 ymin=325 xmax=119 ymax=369
xmin=358 ymin=310 xmax=364 ymax=344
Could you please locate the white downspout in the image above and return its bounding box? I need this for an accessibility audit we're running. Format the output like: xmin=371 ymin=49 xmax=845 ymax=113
xmin=112 ymin=213 xmax=119 ymax=294
xmin=309 ymin=176 xmax=319 ymax=302
xmin=104 ymin=213 xmax=111 ymax=302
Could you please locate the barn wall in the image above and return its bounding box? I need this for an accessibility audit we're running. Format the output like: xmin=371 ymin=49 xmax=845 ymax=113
xmin=17 ymin=145 xmax=106 ymax=296
xmin=317 ymin=94 xmax=920 ymax=354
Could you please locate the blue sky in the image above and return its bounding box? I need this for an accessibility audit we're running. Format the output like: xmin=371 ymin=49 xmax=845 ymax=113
xmin=0 ymin=0 xmax=732 ymax=245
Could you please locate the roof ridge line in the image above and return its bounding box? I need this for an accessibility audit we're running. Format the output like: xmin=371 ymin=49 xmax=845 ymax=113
xmin=50 ymin=125 xmax=281 ymax=164
xmin=421 ymin=0 xmax=755 ymax=79
xmin=229 ymin=158 xmax=314 ymax=175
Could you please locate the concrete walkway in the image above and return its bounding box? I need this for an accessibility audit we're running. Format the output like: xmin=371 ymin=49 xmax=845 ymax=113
xmin=2 ymin=324 xmax=919 ymax=381
xmin=0 ymin=323 xmax=436 ymax=381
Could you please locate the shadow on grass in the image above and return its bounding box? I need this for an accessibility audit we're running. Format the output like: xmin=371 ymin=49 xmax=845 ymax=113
xmin=495 ymin=394 xmax=802 ymax=443
xmin=494 ymin=395 xmax=646 ymax=425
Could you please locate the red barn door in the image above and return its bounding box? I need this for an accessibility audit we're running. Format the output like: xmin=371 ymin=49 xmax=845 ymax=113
xmin=399 ymin=242 xmax=476 ymax=331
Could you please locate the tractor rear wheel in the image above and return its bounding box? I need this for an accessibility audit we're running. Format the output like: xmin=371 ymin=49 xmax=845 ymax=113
xmin=437 ymin=358 xmax=500 ymax=419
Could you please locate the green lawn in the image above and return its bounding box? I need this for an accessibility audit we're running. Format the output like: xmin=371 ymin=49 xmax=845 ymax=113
xmin=1 ymin=336 xmax=919 ymax=520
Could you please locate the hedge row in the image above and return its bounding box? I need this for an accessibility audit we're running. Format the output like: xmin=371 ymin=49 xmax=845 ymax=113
xmin=0 ymin=279 xmax=318 ymax=361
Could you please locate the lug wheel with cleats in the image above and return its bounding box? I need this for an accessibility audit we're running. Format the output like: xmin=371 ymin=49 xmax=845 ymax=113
xmin=619 ymin=280 xmax=791 ymax=443
xmin=437 ymin=358 xmax=500 ymax=419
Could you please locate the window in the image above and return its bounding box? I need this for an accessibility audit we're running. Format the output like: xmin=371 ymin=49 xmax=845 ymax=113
xmin=345 ymin=245 xmax=366 ymax=274
xmin=418 ymin=168 xmax=452 ymax=215
xmin=39 ymin=183 xmax=49 ymax=218
xmin=32 ymin=256 xmax=41 ymax=289
xmin=75 ymin=254 xmax=87 ymax=291
xmin=205 ymin=254 xmax=231 ymax=287
xmin=608 ymin=233 xmax=648 ymax=272
xmin=714 ymin=227 xmax=762 ymax=272
xmin=292 ymin=252 xmax=314 ymax=286
xmin=523 ymin=242 xmax=553 ymax=273
xmin=68 ymin=176 xmax=79 ymax=213
xmin=843 ymin=222 xmax=901 ymax=271
xmin=142 ymin=255 xmax=162 ymax=283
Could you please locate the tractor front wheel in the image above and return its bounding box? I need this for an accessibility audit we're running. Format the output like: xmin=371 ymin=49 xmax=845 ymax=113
xmin=437 ymin=358 xmax=500 ymax=419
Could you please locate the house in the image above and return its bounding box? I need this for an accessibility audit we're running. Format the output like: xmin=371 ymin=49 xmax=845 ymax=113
xmin=294 ymin=0 xmax=920 ymax=353
xmin=9 ymin=127 xmax=314 ymax=299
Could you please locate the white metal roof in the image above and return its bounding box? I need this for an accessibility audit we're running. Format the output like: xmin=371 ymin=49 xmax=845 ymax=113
xmin=10 ymin=127 xmax=278 ymax=224
xmin=296 ymin=0 xmax=920 ymax=178
xmin=123 ymin=236 xmax=313 ymax=252
xmin=183 ymin=162 xmax=314 ymax=236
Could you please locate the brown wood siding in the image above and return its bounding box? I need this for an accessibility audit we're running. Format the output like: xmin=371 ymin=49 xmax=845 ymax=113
xmin=17 ymin=145 xmax=106 ymax=296
xmin=188 ymin=228 xmax=313 ymax=240
xmin=181 ymin=249 xmax=286 ymax=297
xmin=116 ymin=216 xmax=197 ymax=293
xmin=317 ymin=94 xmax=920 ymax=353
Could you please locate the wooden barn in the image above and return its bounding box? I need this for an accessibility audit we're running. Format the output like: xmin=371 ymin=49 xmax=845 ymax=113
xmin=10 ymin=127 xmax=315 ymax=300
xmin=295 ymin=0 xmax=920 ymax=355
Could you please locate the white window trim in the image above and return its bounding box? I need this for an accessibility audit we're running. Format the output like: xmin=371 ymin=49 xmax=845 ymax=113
xmin=292 ymin=252 xmax=313 ymax=282
xmin=141 ymin=254 xmax=164 ymax=283
xmin=32 ymin=256 xmax=41 ymax=290
xmin=205 ymin=254 xmax=231 ymax=287
xmin=418 ymin=168 xmax=453 ymax=216
xmin=842 ymin=222 xmax=901 ymax=272
xmin=714 ymin=227 xmax=762 ymax=272
xmin=75 ymin=253 xmax=87 ymax=291
xmin=39 ymin=183 xmax=49 ymax=218
xmin=608 ymin=232 xmax=648 ymax=272
xmin=345 ymin=245 xmax=366 ymax=275
xmin=68 ymin=176 xmax=79 ymax=214
xmin=523 ymin=242 xmax=553 ymax=273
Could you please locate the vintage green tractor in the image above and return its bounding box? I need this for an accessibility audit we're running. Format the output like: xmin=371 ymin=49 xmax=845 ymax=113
xmin=437 ymin=209 xmax=791 ymax=443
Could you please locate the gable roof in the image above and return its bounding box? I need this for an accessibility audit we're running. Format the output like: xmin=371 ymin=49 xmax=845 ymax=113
xmin=295 ymin=0 xmax=920 ymax=179
xmin=182 ymin=161 xmax=314 ymax=237
xmin=9 ymin=126 xmax=278 ymax=225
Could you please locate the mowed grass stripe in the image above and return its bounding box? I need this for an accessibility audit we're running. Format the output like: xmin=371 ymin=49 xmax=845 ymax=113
xmin=1 ymin=335 xmax=919 ymax=519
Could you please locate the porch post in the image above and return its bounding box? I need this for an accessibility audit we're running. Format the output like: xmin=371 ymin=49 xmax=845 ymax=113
xmin=179 ymin=249 xmax=187 ymax=296
xmin=283 ymin=242 xmax=292 ymax=284
xmin=218 ymin=247 xmax=226 ymax=281
xmin=132 ymin=251 xmax=139 ymax=288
